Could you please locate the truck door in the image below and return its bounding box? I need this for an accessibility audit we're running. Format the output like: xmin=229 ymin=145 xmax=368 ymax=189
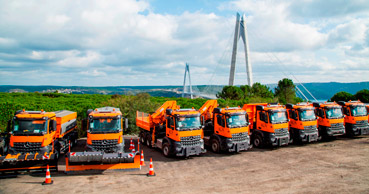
xmin=215 ymin=114 xmax=225 ymax=135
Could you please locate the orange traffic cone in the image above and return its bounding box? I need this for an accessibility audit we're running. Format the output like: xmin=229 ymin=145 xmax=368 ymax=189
xmin=42 ymin=165 xmax=53 ymax=185
xmin=146 ymin=158 xmax=156 ymax=177
xmin=140 ymin=150 xmax=145 ymax=166
xmin=129 ymin=138 xmax=134 ymax=150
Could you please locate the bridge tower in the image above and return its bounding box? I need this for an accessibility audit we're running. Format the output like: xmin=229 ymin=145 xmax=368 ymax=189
xmin=182 ymin=63 xmax=193 ymax=99
xmin=229 ymin=13 xmax=253 ymax=86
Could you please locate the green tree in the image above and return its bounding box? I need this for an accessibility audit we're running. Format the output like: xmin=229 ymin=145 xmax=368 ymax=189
xmin=354 ymin=89 xmax=369 ymax=103
xmin=216 ymin=86 xmax=244 ymax=100
xmin=330 ymin=91 xmax=354 ymax=102
xmin=275 ymin=78 xmax=297 ymax=104
xmin=251 ymin=83 xmax=274 ymax=98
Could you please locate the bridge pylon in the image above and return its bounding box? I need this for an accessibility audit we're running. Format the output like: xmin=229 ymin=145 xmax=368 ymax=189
xmin=182 ymin=63 xmax=193 ymax=99
xmin=229 ymin=12 xmax=253 ymax=86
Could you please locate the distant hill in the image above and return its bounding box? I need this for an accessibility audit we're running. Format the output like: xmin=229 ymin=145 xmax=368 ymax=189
xmin=1 ymin=81 xmax=368 ymax=100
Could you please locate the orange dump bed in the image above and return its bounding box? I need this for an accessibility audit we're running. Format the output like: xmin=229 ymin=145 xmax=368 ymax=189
xmin=136 ymin=111 xmax=151 ymax=131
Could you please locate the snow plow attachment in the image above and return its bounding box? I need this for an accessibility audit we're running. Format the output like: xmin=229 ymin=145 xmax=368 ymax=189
xmin=65 ymin=151 xmax=141 ymax=172
xmin=0 ymin=152 xmax=57 ymax=172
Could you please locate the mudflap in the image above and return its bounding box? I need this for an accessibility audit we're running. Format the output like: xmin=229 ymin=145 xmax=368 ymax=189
xmin=65 ymin=151 xmax=141 ymax=172
xmin=0 ymin=153 xmax=57 ymax=173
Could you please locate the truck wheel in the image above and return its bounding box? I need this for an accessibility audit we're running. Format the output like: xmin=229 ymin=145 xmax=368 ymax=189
xmin=211 ymin=138 xmax=220 ymax=153
xmin=146 ymin=134 xmax=152 ymax=148
xmin=140 ymin=133 xmax=146 ymax=145
xmin=162 ymin=142 xmax=171 ymax=157
xmin=253 ymin=134 xmax=263 ymax=148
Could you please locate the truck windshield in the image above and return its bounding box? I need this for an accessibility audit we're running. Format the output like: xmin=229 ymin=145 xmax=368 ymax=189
xmin=90 ymin=118 xmax=121 ymax=133
xmin=176 ymin=116 xmax=201 ymax=131
xmin=13 ymin=119 xmax=47 ymax=135
xmin=269 ymin=111 xmax=288 ymax=124
xmin=298 ymin=109 xmax=316 ymax=121
xmin=325 ymin=108 xmax=343 ymax=119
xmin=226 ymin=114 xmax=248 ymax=128
xmin=350 ymin=106 xmax=367 ymax=116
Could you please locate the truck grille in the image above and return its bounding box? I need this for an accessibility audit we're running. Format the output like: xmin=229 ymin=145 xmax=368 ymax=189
xmin=274 ymin=128 xmax=289 ymax=136
xmin=231 ymin=132 xmax=249 ymax=143
xmin=330 ymin=123 xmax=345 ymax=131
xmin=13 ymin=142 xmax=42 ymax=153
xmin=91 ymin=139 xmax=118 ymax=150
xmin=303 ymin=125 xmax=317 ymax=133
xmin=354 ymin=120 xmax=369 ymax=128
xmin=180 ymin=135 xmax=201 ymax=147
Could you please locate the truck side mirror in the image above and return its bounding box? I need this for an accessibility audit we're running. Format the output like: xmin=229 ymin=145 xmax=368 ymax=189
xmin=318 ymin=109 xmax=324 ymax=117
xmin=201 ymin=115 xmax=205 ymax=126
xmin=246 ymin=114 xmax=249 ymax=124
xmin=293 ymin=111 xmax=297 ymax=120
xmin=6 ymin=120 xmax=11 ymax=132
xmin=49 ymin=120 xmax=57 ymax=132
xmin=124 ymin=118 xmax=129 ymax=130
xmin=82 ymin=118 xmax=87 ymax=131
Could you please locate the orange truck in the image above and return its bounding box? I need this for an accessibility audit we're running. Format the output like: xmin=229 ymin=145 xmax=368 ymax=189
xmin=65 ymin=107 xmax=140 ymax=172
xmin=136 ymin=101 xmax=206 ymax=157
xmin=286 ymin=103 xmax=319 ymax=143
xmin=0 ymin=109 xmax=78 ymax=172
xmin=199 ymin=100 xmax=250 ymax=153
xmin=242 ymin=103 xmax=289 ymax=148
xmin=313 ymin=102 xmax=345 ymax=138
xmin=338 ymin=101 xmax=369 ymax=136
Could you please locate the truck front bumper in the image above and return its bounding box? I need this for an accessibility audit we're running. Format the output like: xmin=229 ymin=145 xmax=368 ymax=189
xmin=298 ymin=129 xmax=319 ymax=143
xmin=269 ymin=134 xmax=289 ymax=146
xmin=326 ymin=124 xmax=345 ymax=136
xmin=174 ymin=141 xmax=206 ymax=157
xmin=225 ymin=135 xmax=250 ymax=152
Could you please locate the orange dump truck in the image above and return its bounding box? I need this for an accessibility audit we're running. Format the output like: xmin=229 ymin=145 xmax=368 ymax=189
xmin=199 ymin=100 xmax=250 ymax=153
xmin=242 ymin=103 xmax=289 ymax=148
xmin=137 ymin=101 xmax=206 ymax=157
xmin=338 ymin=101 xmax=369 ymax=136
xmin=286 ymin=103 xmax=318 ymax=143
xmin=65 ymin=107 xmax=140 ymax=172
xmin=313 ymin=102 xmax=345 ymax=138
xmin=0 ymin=110 xmax=77 ymax=172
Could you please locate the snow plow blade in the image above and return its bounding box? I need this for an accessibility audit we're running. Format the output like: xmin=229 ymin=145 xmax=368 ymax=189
xmin=65 ymin=151 xmax=141 ymax=172
xmin=0 ymin=153 xmax=57 ymax=172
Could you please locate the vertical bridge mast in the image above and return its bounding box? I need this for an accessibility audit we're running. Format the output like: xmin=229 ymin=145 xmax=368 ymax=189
xmin=229 ymin=13 xmax=253 ymax=86
xmin=182 ymin=63 xmax=193 ymax=99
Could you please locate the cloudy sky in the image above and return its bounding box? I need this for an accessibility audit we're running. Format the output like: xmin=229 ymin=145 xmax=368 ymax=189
xmin=0 ymin=0 xmax=368 ymax=86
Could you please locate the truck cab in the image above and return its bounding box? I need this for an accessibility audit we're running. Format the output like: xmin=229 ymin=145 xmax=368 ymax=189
xmin=338 ymin=101 xmax=369 ymax=136
xmin=243 ymin=103 xmax=289 ymax=148
xmin=200 ymin=100 xmax=250 ymax=153
xmin=286 ymin=103 xmax=318 ymax=143
xmin=8 ymin=110 xmax=59 ymax=156
xmin=85 ymin=107 xmax=127 ymax=153
xmin=313 ymin=102 xmax=345 ymax=138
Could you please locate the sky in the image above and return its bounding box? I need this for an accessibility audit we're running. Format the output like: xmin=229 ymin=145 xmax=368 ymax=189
xmin=0 ymin=0 xmax=369 ymax=86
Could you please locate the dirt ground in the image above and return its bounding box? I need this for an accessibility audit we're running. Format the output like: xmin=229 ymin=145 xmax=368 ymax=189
xmin=1 ymin=136 xmax=369 ymax=194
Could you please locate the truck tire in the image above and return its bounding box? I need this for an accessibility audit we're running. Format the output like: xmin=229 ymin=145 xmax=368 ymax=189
xmin=253 ymin=134 xmax=263 ymax=148
xmin=211 ymin=138 xmax=220 ymax=153
xmin=140 ymin=133 xmax=146 ymax=145
xmin=146 ymin=134 xmax=152 ymax=148
xmin=162 ymin=142 xmax=171 ymax=157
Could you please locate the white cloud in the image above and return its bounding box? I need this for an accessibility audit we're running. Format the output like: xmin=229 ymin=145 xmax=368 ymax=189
xmin=0 ymin=0 xmax=368 ymax=86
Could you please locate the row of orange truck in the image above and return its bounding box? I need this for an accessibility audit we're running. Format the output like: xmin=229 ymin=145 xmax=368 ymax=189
xmin=0 ymin=101 xmax=368 ymax=173
xmin=137 ymin=100 xmax=369 ymax=157
xmin=0 ymin=107 xmax=140 ymax=173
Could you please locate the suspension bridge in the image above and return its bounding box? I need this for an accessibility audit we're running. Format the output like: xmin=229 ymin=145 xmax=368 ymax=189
xmin=181 ymin=13 xmax=317 ymax=101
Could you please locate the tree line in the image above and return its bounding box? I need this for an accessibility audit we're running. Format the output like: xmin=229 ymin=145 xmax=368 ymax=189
xmin=216 ymin=78 xmax=303 ymax=104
